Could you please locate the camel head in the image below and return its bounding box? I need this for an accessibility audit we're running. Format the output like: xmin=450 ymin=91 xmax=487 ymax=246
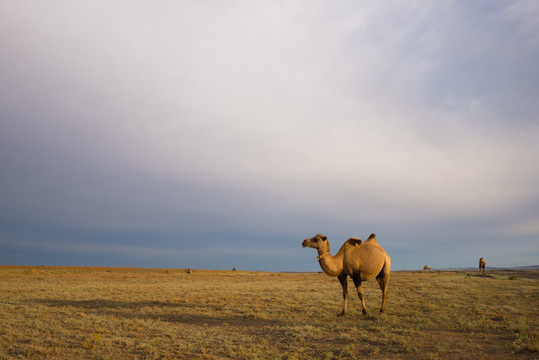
xmin=302 ymin=234 xmax=329 ymax=250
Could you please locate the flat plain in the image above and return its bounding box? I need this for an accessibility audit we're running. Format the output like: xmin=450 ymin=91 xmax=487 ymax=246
xmin=0 ymin=266 xmax=537 ymax=359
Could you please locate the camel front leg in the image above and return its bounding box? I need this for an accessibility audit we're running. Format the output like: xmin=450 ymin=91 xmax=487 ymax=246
xmin=352 ymin=274 xmax=368 ymax=315
xmin=337 ymin=273 xmax=348 ymax=316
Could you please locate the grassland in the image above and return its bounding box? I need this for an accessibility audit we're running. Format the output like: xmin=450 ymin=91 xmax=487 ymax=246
xmin=0 ymin=266 xmax=537 ymax=359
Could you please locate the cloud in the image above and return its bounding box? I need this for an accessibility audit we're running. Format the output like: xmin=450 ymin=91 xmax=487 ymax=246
xmin=0 ymin=235 xmax=291 ymax=261
xmin=1 ymin=1 xmax=538 ymax=269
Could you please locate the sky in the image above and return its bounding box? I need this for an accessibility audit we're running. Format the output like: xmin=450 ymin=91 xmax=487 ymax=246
xmin=1 ymin=1 xmax=538 ymax=272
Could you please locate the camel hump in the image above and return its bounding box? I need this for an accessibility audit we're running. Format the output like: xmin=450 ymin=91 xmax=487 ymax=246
xmin=364 ymin=233 xmax=378 ymax=245
xmin=346 ymin=237 xmax=362 ymax=246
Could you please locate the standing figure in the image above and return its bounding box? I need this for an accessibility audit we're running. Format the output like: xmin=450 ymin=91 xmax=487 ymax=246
xmin=479 ymin=257 xmax=486 ymax=275
xmin=302 ymin=233 xmax=391 ymax=316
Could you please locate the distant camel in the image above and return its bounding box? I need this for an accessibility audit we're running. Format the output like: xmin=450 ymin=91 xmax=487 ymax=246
xmin=423 ymin=265 xmax=432 ymax=272
xmin=479 ymin=257 xmax=486 ymax=275
xmin=302 ymin=233 xmax=391 ymax=316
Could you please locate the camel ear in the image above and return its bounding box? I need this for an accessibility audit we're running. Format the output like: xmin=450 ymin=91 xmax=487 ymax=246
xmin=368 ymin=233 xmax=376 ymax=240
xmin=321 ymin=235 xmax=327 ymax=241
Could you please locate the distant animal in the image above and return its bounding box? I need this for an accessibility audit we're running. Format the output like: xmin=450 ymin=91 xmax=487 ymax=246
xmin=186 ymin=268 xmax=192 ymax=274
xmin=479 ymin=258 xmax=486 ymax=275
xmin=302 ymin=233 xmax=391 ymax=316
xmin=232 ymin=267 xmax=237 ymax=271
xmin=423 ymin=265 xmax=432 ymax=272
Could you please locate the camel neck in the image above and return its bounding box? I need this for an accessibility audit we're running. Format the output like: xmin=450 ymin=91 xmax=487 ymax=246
xmin=317 ymin=246 xmax=343 ymax=277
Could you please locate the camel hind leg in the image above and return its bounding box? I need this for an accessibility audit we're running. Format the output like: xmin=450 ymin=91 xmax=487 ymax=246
xmin=352 ymin=274 xmax=368 ymax=315
xmin=376 ymin=275 xmax=389 ymax=313
xmin=377 ymin=259 xmax=390 ymax=313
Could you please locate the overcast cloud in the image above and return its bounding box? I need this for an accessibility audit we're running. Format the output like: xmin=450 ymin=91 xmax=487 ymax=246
xmin=1 ymin=1 xmax=538 ymax=271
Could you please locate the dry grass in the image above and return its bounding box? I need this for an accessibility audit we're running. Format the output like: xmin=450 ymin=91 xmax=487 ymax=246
xmin=0 ymin=266 xmax=537 ymax=359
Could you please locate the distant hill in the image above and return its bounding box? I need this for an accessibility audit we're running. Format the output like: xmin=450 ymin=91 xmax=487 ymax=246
xmin=402 ymin=265 xmax=539 ymax=272
xmin=511 ymin=265 xmax=539 ymax=270
xmin=430 ymin=265 xmax=539 ymax=271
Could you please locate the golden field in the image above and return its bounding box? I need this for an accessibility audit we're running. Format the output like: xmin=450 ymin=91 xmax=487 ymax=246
xmin=0 ymin=266 xmax=537 ymax=359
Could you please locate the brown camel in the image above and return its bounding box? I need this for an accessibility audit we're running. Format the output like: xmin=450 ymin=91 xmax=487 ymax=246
xmin=423 ymin=265 xmax=432 ymax=272
xmin=479 ymin=257 xmax=486 ymax=275
xmin=302 ymin=233 xmax=391 ymax=316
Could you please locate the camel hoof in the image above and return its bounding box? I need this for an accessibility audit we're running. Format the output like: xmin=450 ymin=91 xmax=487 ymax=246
xmin=337 ymin=312 xmax=345 ymax=317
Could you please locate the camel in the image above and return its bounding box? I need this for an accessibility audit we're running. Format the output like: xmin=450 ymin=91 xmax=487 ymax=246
xmin=302 ymin=233 xmax=391 ymax=316
xmin=423 ymin=265 xmax=432 ymax=272
xmin=479 ymin=257 xmax=486 ymax=275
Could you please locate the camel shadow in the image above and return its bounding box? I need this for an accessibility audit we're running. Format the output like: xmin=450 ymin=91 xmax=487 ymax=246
xmin=469 ymin=274 xmax=495 ymax=278
xmin=29 ymin=298 xmax=277 ymax=328
xmin=33 ymin=298 xmax=188 ymax=310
